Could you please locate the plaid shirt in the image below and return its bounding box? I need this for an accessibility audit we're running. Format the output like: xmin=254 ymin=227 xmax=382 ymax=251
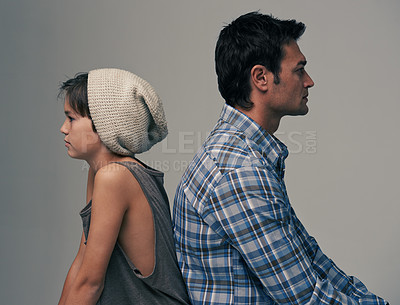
xmin=173 ymin=104 xmax=387 ymax=305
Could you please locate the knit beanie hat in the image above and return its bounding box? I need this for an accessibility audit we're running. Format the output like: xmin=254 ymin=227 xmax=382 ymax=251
xmin=87 ymin=68 xmax=168 ymax=155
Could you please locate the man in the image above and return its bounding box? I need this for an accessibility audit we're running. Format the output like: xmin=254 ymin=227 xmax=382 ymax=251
xmin=173 ymin=12 xmax=388 ymax=304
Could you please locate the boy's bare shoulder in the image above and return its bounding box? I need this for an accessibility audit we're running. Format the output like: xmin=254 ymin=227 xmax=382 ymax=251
xmin=94 ymin=162 xmax=140 ymax=195
xmin=96 ymin=162 xmax=131 ymax=176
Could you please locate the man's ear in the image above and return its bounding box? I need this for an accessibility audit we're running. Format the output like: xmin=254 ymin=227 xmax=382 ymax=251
xmin=250 ymin=65 xmax=269 ymax=92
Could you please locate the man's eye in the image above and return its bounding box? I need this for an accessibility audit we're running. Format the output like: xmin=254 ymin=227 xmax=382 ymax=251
xmin=68 ymin=116 xmax=74 ymax=122
xmin=296 ymin=68 xmax=306 ymax=76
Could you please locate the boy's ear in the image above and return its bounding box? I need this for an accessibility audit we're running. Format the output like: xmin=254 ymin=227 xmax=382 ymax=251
xmin=250 ymin=65 xmax=269 ymax=92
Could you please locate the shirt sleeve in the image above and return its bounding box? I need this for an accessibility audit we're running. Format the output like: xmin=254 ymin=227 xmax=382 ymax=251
xmin=202 ymin=166 xmax=387 ymax=304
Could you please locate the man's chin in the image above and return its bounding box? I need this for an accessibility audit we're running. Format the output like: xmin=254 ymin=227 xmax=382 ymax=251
xmin=288 ymin=107 xmax=309 ymax=116
xmin=301 ymin=107 xmax=309 ymax=115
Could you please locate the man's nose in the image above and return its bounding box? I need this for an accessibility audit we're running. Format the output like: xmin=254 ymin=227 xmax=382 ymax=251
xmin=304 ymin=71 xmax=314 ymax=88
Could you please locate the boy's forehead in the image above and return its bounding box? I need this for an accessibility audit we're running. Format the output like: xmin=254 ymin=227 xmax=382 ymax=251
xmin=63 ymin=97 xmax=71 ymax=110
xmin=63 ymin=97 xmax=77 ymax=114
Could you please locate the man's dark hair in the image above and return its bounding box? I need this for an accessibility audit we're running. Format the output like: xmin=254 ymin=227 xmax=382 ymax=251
xmin=59 ymin=72 xmax=96 ymax=131
xmin=215 ymin=11 xmax=306 ymax=109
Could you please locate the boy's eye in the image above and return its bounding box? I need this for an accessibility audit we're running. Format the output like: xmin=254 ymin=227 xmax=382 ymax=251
xmin=68 ymin=116 xmax=74 ymax=122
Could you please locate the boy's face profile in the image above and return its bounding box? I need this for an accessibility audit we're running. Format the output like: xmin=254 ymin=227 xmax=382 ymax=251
xmin=60 ymin=97 xmax=102 ymax=160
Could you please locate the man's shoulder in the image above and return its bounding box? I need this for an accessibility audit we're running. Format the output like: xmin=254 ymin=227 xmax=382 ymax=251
xmin=179 ymin=123 xmax=260 ymax=188
xmin=203 ymin=123 xmax=261 ymax=171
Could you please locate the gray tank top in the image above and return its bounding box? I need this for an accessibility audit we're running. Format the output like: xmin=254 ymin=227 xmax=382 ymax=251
xmin=80 ymin=161 xmax=191 ymax=305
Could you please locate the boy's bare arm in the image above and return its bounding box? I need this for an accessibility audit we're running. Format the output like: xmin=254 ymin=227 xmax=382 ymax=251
xmin=86 ymin=166 xmax=95 ymax=204
xmin=63 ymin=165 xmax=131 ymax=305
xmin=58 ymin=168 xmax=94 ymax=305
xmin=58 ymin=232 xmax=86 ymax=305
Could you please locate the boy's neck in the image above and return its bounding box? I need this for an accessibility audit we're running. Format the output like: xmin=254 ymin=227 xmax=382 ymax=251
xmin=86 ymin=149 xmax=126 ymax=173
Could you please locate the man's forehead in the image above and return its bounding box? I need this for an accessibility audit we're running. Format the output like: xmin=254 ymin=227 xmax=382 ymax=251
xmin=282 ymin=41 xmax=307 ymax=64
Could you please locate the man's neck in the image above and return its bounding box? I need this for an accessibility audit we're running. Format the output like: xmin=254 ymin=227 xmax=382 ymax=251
xmin=235 ymin=105 xmax=281 ymax=135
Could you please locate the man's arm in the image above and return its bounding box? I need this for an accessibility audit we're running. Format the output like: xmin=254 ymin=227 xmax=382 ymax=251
xmin=291 ymin=212 xmax=385 ymax=301
xmin=204 ymin=166 xmax=387 ymax=304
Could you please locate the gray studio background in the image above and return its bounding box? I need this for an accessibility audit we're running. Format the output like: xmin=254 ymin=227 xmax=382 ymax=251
xmin=1 ymin=0 xmax=399 ymax=303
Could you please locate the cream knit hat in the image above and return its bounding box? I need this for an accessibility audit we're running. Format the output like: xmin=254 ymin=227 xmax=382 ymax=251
xmin=87 ymin=68 xmax=168 ymax=155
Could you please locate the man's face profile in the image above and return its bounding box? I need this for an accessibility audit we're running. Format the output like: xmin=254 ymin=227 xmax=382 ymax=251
xmin=266 ymin=40 xmax=315 ymax=118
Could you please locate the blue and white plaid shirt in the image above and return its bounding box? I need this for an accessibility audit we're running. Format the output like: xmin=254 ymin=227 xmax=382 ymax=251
xmin=173 ymin=104 xmax=387 ymax=305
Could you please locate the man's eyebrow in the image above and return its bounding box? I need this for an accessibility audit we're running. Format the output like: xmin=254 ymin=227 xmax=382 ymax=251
xmin=297 ymin=60 xmax=307 ymax=66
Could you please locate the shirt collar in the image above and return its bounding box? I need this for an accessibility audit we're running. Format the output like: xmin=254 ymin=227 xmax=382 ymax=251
xmin=219 ymin=104 xmax=289 ymax=175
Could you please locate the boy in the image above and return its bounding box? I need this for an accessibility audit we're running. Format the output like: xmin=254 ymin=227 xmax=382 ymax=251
xmin=58 ymin=68 xmax=190 ymax=305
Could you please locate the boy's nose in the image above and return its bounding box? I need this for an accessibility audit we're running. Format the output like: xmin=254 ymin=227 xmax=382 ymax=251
xmin=60 ymin=119 xmax=68 ymax=135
